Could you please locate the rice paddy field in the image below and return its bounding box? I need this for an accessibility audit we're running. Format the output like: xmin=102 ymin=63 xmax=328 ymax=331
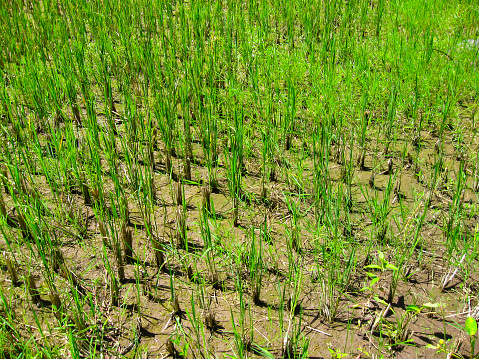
xmin=0 ymin=0 xmax=479 ymax=358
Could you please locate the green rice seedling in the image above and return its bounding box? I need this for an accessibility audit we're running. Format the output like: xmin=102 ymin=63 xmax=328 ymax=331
xmin=171 ymin=290 xmax=185 ymax=324
xmin=51 ymin=247 xmax=65 ymax=274
xmin=357 ymin=104 xmax=370 ymax=171
xmin=184 ymin=288 xmax=213 ymax=356
xmin=16 ymin=208 xmax=32 ymax=241
xmin=121 ymin=144 xmax=142 ymax=193
xmin=108 ymin=222 xmax=125 ymax=283
xmin=473 ymin=156 xmax=479 ymax=193
xmin=121 ymin=222 xmax=134 ymax=265
xmin=231 ymin=249 xmax=254 ymax=353
xmin=3 ymin=251 xmax=19 ymax=287
xmin=26 ymin=274 xmax=41 ymax=306
xmin=264 ymin=104 xmax=280 ymax=184
xmin=0 ymin=289 xmax=21 ymax=352
xmin=0 ymin=192 xmax=7 ymax=220
xmin=180 ymin=84 xmax=195 ymax=165
xmin=120 ymin=194 xmax=131 ymax=225
xmin=132 ymin=264 xmax=144 ymax=319
xmin=260 ymin=212 xmax=272 ymax=244
xmin=360 ymin=170 xmax=396 ymax=243
xmin=387 ymin=164 xmax=442 ymax=302
xmin=444 ymin=160 xmax=467 ymax=245
xmin=97 ymin=218 xmax=112 ymax=249
xmin=58 ymin=264 xmax=85 ymax=301
xmin=224 ymin=108 xmax=245 ymax=227
xmin=67 ymin=325 xmax=81 ymax=359
xmin=283 ymin=80 xmax=297 ymax=152
xmin=230 ymin=303 xmax=248 ymax=359
xmin=149 ymin=171 xmax=158 ymax=205
xmin=286 ymin=255 xmax=303 ymax=320
xmin=260 ymin=129 xmax=270 ymax=200
xmin=57 ymin=48 xmax=82 ymax=126
xmin=318 ymin=238 xmax=356 ymax=323
xmin=283 ymin=313 xmax=310 ymax=359
xmin=341 ymin=133 xmax=356 ymax=214
xmin=199 ymin=205 xmax=213 ymax=251
xmin=199 ymin=84 xmax=219 ymax=176
xmin=183 ymin=153 xmax=192 ymax=183
xmin=311 ymin=119 xmax=331 ymax=224
xmin=151 ymin=235 xmax=165 ymax=272
xmin=49 ymin=290 xmax=64 ymax=321
xmin=165 ymin=337 xmax=182 ymax=359
xmin=284 ymin=192 xmax=301 ymax=253
xmin=199 ymin=206 xmax=221 ymax=287
xmin=176 ymin=206 xmax=187 ymax=250
xmin=0 ymin=165 xmax=9 ymax=194
xmin=204 ymin=307 xmax=220 ymax=335
xmin=202 ymin=184 xmax=212 ymax=214
xmin=98 ymin=229 xmax=121 ymax=308
xmin=81 ymin=181 xmax=91 ymax=207
xmin=248 ymin=227 xmax=264 ymax=305
xmin=175 ymin=176 xmax=183 ymax=207
xmin=69 ymin=284 xmax=88 ymax=341
xmin=154 ymin=95 xmax=177 ymax=176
